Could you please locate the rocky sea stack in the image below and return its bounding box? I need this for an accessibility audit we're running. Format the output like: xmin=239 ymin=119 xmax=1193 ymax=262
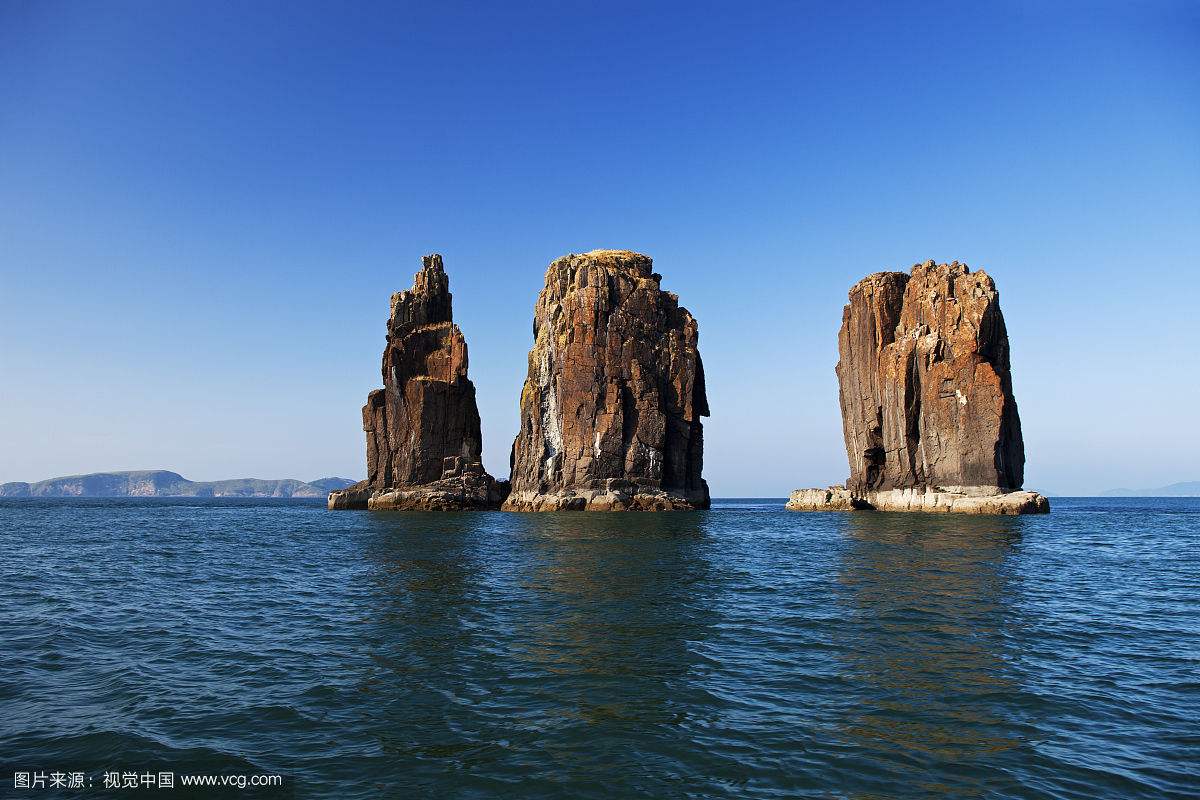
xmin=328 ymin=255 xmax=508 ymax=510
xmin=789 ymin=260 xmax=1048 ymax=515
xmin=503 ymin=250 xmax=710 ymax=511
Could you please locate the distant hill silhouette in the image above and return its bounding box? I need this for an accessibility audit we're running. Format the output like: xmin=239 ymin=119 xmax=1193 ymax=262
xmin=1100 ymin=481 xmax=1200 ymax=497
xmin=308 ymin=477 xmax=356 ymax=492
xmin=0 ymin=470 xmax=356 ymax=498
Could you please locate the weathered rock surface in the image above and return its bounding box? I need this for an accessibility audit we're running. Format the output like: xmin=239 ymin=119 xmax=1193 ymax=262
xmin=328 ymin=255 xmax=507 ymax=511
xmin=786 ymin=485 xmax=1048 ymax=515
xmin=790 ymin=260 xmax=1047 ymax=515
xmin=856 ymin=488 xmax=1048 ymax=514
xmin=785 ymin=486 xmax=857 ymax=511
xmin=503 ymin=250 xmax=709 ymax=511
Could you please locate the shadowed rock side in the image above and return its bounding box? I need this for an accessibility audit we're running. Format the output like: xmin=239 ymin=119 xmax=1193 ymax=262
xmin=789 ymin=260 xmax=1048 ymax=515
xmin=503 ymin=250 xmax=710 ymax=511
xmin=328 ymin=255 xmax=508 ymax=510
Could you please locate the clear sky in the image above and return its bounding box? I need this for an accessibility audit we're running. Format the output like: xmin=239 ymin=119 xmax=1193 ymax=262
xmin=1 ymin=1 xmax=1197 ymax=496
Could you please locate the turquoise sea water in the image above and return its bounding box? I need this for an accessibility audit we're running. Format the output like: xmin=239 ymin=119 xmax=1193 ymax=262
xmin=1 ymin=497 xmax=1197 ymax=799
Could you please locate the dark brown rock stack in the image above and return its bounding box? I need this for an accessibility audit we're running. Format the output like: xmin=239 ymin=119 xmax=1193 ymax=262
xmin=328 ymin=254 xmax=508 ymax=510
xmin=503 ymin=250 xmax=710 ymax=511
xmin=788 ymin=260 xmax=1048 ymax=514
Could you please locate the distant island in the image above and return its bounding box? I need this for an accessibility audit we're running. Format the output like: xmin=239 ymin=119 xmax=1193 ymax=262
xmin=0 ymin=471 xmax=356 ymax=498
xmin=1100 ymin=481 xmax=1200 ymax=497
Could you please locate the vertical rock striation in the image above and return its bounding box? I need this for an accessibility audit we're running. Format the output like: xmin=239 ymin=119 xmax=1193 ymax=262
xmin=788 ymin=260 xmax=1047 ymax=514
xmin=503 ymin=250 xmax=710 ymax=511
xmin=328 ymin=255 xmax=508 ymax=510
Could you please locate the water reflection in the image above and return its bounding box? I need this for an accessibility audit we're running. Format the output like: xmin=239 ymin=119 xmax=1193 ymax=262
xmin=360 ymin=511 xmax=480 ymax=626
xmin=349 ymin=511 xmax=721 ymax=790
xmin=513 ymin=512 xmax=715 ymax=722
xmin=353 ymin=513 xmax=490 ymax=766
xmin=835 ymin=513 xmax=1026 ymax=794
xmin=495 ymin=512 xmax=720 ymax=792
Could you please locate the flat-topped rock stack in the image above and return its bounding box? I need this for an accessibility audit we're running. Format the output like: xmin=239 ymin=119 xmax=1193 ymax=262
xmin=789 ymin=260 xmax=1048 ymax=515
xmin=503 ymin=250 xmax=710 ymax=511
xmin=328 ymin=255 xmax=508 ymax=511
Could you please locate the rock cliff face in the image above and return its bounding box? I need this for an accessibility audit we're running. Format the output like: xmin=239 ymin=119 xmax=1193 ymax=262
xmin=789 ymin=260 xmax=1047 ymax=515
xmin=328 ymin=255 xmax=507 ymax=511
xmin=503 ymin=250 xmax=709 ymax=511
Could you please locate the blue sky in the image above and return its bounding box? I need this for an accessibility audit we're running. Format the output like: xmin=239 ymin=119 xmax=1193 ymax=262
xmin=1 ymin=1 xmax=1197 ymax=495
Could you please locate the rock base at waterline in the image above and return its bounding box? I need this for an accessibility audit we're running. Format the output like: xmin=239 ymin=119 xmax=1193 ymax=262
xmin=327 ymin=480 xmax=373 ymax=510
xmin=502 ymin=483 xmax=710 ymax=512
xmin=786 ymin=486 xmax=1049 ymax=515
xmin=785 ymin=486 xmax=858 ymax=511
xmin=327 ymin=458 xmax=509 ymax=511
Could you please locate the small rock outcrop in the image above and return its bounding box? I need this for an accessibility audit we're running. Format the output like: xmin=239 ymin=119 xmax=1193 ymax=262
xmin=785 ymin=486 xmax=857 ymax=511
xmin=503 ymin=250 xmax=709 ymax=511
xmin=789 ymin=260 xmax=1048 ymax=515
xmin=328 ymin=255 xmax=508 ymax=511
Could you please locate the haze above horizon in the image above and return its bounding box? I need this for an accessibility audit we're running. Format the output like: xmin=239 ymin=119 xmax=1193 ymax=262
xmin=2 ymin=1 xmax=1198 ymax=496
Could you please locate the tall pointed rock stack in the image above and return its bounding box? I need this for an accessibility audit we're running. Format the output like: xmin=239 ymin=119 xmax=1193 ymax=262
xmin=503 ymin=250 xmax=710 ymax=511
xmin=789 ymin=260 xmax=1048 ymax=514
xmin=328 ymin=254 xmax=508 ymax=510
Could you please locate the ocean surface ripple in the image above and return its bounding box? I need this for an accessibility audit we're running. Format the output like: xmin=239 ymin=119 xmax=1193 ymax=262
xmin=2 ymin=497 xmax=1197 ymax=798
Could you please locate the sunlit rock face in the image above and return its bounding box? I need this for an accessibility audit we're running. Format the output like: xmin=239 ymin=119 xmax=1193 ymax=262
xmin=839 ymin=260 xmax=1026 ymax=495
xmin=503 ymin=250 xmax=709 ymax=511
xmin=328 ymin=254 xmax=507 ymax=511
xmin=790 ymin=260 xmax=1047 ymax=515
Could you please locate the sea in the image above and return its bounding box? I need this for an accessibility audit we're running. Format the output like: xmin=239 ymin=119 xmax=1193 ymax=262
xmin=1 ymin=497 xmax=1196 ymax=799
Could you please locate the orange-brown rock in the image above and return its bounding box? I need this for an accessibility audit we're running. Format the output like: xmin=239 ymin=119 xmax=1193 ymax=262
xmin=328 ymin=254 xmax=507 ymax=511
xmin=789 ymin=260 xmax=1047 ymax=515
xmin=503 ymin=250 xmax=709 ymax=511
